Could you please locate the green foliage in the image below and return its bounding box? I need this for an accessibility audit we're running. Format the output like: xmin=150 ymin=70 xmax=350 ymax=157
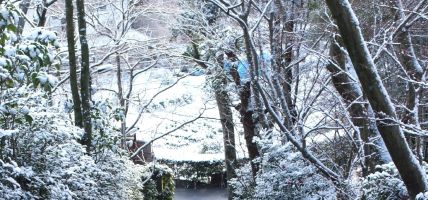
xmin=307 ymin=0 xmax=321 ymax=11
xmin=142 ymin=164 xmax=175 ymax=200
xmin=91 ymin=100 xmax=122 ymax=159
xmin=111 ymin=107 xmax=125 ymax=121
xmin=142 ymin=179 xmax=159 ymax=200
xmin=160 ymin=158 xmax=224 ymax=182
xmin=0 ymin=3 xmax=59 ymax=93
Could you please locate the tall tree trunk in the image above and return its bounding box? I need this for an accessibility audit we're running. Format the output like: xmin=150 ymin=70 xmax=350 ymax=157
xmin=76 ymin=0 xmax=92 ymax=153
xmin=394 ymin=0 xmax=424 ymax=125
xmin=65 ymin=0 xmax=83 ymax=128
xmin=215 ymin=89 xmax=237 ymax=200
xmin=270 ymin=0 xmax=297 ymax=143
xmin=116 ymin=54 xmax=126 ymax=147
xmin=188 ymin=46 xmax=237 ymax=198
xmin=393 ymin=0 xmax=425 ymax=161
xmin=213 ymin=59 xmax=237 ymax=199
xmin=282 ymin=0 xmax=296 ymax=120
xmin=244 ymin=30 xmax=269 ymax=129
xmin=325 ymin=0 xmax=428 ymax=198
xmin=208 ymin=0 xmax=264 ymax=178
xmin=227 ymin=50 xmax=260 ymax=178
xmin=327 ymin=38 xmax=390 ymax=175
xmin=240 ymin=82 xmax=259 ymax=178
xmin=241 ymin=27 xmax=263 ymax=178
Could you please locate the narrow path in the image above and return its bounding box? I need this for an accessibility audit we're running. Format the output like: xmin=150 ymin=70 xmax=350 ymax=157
xmin=174 ymin=188 xmax=227 ymax=200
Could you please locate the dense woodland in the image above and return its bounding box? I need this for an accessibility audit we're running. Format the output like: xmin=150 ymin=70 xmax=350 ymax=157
xmin=0 ymin=0 xmax=428 ymax=199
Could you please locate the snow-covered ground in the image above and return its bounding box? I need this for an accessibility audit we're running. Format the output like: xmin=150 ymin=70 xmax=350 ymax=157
xmin=92 ymin=67 xmax=247 ymax=162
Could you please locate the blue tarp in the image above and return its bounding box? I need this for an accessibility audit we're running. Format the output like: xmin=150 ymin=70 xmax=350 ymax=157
xmin=223 ymin=53 xmax=271 ymax=85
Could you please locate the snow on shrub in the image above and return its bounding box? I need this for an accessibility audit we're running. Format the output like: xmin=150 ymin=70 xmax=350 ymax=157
xmin=229 ymin=140 xmax=336 ymax=200
xmin=0 ymin=159 xmax=36 ymax=199
xmin=254 ymin=143 xmax=336 ymax=200
xmin=229 ymin=162 xmax=255 ymax=199
xmin=0 ymin=110 xmax=145 ymax=199
xmin=362 ymin=162 xmax=408 ymax=199
xmin=362 ymin=162 xmax=428 ymax=199
xmin=417 ymin=192 xmax=428 ymax=200
xmin=0 ymin=3 xmax=145 ymax=198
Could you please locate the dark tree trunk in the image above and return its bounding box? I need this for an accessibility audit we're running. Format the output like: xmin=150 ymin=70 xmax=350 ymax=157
xmin=241 ymin=27 xmax=269 ymax=130
xmin=327 ymin=38 xmax=390 ymax=175
xmin=393 ymin=0 xmax=424 ymax=125
xmin=213 ymin=63 xmax=237 ymax=199
xmin=325 ymin=0 xmax=428 ymax=198
xmin=188 ymin=46 xmax=237 ymax=199
xmin=76 ymin=0 xmax=92 ymax=153
xmin=65 ymin=0 xmax=83 ymax=128
xmin=240 ymin=82 xmax=259 ymax=178
xmin=208 ymin=0 xmax=264 ymax=179
xmin=393 ymin=1 xmax=424 ymax=160
xmin=37 ymin=0 xmax=58 ymax=27
xmin=37 ymin=7 xmax=47 ymax=27
xmin=17 ymin=0 xmax=30 ymax=36
xmin=227 ymin=50 xmax=260 ymax=178
xmin=282 ymin=1 xmax=296 ymax=120
xmin=225 ymin=46 xmax=261 ymax=179
xmin=270 ymin=0 xmax=297 ymax=142
xmin=116 ymin=54 xmax=126 ymax=147
xmin=241 ymin=28 xmax=263 ymax=178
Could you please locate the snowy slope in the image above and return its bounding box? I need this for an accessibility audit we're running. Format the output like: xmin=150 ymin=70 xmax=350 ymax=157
xmin=92 ymin=67 xmax=247 ymax=162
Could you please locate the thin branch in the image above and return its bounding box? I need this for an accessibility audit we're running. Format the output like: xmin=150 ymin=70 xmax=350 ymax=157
xmin=129 ymin=106 xmax=206 ymax=159
xmin=126 ymin=73 xmax=191 ymax=133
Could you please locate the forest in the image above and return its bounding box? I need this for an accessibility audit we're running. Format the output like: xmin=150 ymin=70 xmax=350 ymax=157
xmin=0 ymin=0 xmax=427 ymax=199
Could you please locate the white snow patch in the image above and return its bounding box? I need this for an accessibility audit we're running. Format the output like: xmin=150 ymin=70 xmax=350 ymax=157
xmin=0 ymin=129 xmax=19 ymax=138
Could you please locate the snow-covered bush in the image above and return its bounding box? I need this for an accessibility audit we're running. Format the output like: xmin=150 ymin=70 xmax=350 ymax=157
xmin=0 ymin=5 xmax=59 ymax=92
xmin=362 ymin=162 xmax=408 ymax=199
xmin=416 ymin=192 xmax=428 ymax=200
xmin=0 ymin=158 xmax=37 ymax=199
xmin=229 ymin=162 xmax=255 ymax=199
xmin=254 ymin=143 xmax=336 ymax=200
xmin=230 ymin=148 xmax=337 ymax=200
xmin=1 ymin=109 xmax=145 ymax=199
xmin=0 ymin=72 xmax=145 ymax=199
xmin=0 ymin=3 xmax=145 ymax=199
xmin=230 ymin=129 xmax=338 ymax=200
